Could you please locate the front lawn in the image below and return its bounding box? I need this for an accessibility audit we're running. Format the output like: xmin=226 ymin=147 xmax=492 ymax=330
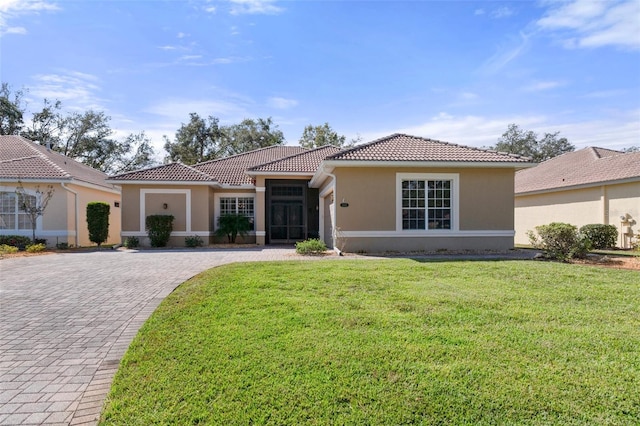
xmin=100 ymin=260 xmax=639 ymax=425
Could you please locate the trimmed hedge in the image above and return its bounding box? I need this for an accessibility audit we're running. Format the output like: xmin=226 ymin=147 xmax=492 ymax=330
xmin=146 ymin=215 xmax=174 ymax=247
xmin=87 ymin=202 xmax=110 ymax=246
xmin=579 ymin=224 xmax=618 ymax=249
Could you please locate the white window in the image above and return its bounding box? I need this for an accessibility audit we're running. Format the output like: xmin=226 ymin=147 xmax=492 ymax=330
xmin=217 ymin=196 xmax=255 ymax=230
xmin=0 ymin=192 xmax=35 ymax=230
xmin=396 ymin=173 xmax=459 ymax=232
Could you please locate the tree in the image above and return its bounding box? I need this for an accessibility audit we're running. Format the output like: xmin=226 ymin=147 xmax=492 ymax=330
xmin=299 ymin=123 xmax=346 ymax=148
xmin=86 ymin=202 xmax=110 ymax=247
xmin=15 ymin=181 xmax=55 ymax=243
xmin=622 ymin=146 xmax=639 ymax=153
xmin=221 ymin=117 xmax=284 ymax=156
xmin=490 ymin=124 xmax=574 ymax=162
xmin=110 ymin=132 xmax=156 ymax=174
xmin=216 ymin=213 xmax=251 ymax=243
xmin=0 ymin=83 xmax=26 ymax=135
xmin=20 ymin=98 xmax=64 ymax=148
xmin=164 ymin=113 xmax=223 ymax=164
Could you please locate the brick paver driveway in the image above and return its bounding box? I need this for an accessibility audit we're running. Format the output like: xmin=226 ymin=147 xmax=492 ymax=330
xmin=0 ymin=247 xmax=299 ymax=425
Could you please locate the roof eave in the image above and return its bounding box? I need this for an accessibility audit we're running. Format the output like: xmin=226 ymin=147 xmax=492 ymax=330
xmin=104 ymin=179 xmax=221 ymax=187
xmin=516 ymin=176 xmax=640 ymax=196
xmin=246 ymin=171 xmax=315 ymax=177
xmin=321 ymin=160 xmax=537 ymax=169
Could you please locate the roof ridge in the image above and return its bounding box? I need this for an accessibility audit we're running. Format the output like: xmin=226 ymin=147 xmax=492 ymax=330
xmin=248 ymin=144 xmax=338 ymax=171
xmin=18 ymin=137 xmax=72 ymax=179
xmin=177 ymin=161 xmax=218 ymax=181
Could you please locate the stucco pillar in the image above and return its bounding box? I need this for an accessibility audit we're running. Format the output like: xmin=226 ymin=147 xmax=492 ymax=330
xmin=255 ymin=186 xmax=266 ymax=245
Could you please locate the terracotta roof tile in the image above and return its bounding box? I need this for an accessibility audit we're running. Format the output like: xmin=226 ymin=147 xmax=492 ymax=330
xmin=327 ymin=133 xmax=533 ymax=163
xmin=249 ymin=145 xmax=341 ymax=173
xmin=109 ymin=162 xmax=215 ymax=182
xmin=0 ymin=135 xmax=116 ymax=189
xmin=194 ymin=145 xmax=307 ymax=185
xmin=515 ymin=147 xmax=640 ymax=194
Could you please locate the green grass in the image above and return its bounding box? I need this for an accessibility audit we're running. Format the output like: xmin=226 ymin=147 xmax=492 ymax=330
xmin=100 ymin=260 xmax=640 ymax=425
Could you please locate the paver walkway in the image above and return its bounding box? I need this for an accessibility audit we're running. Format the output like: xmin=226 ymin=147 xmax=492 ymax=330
xmin=0 ymin=247 xmax=302 ymax=425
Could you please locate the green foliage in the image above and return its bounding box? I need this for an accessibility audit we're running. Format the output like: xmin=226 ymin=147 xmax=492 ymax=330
xmin=56 ymin=242 xmax=70 ymax=250
xmin=101 ymin=260 xmax=640 ymax=425
xmin=146 ymin=215 xmax=174 ymax=247
xmin=0 ymin=235 xmax=31 ymax=248
xmin=579 ymin=224 xmax=618 ymax=249
xmin=295 ymin=238 xmax=327 ymax=255
xmin=163 ymin=113 xmax=223 ymax=164
xmin=185 ymin=235 xmax=204 ymax=248
xmin=528 ymin=222 xmax=591 ymax=260
xmin=87 ymin=201 xmax=110 ymax=246
xmin=491 ymin=123 xmax=574 ymax=162
xmin=124 ymin=236 xmax=139 ymax=248
xmin=25 ymin=243 xmax=46 ymax=253
xmin=221 ymin=117 xmax=284 ymax=156
xmin=0 ymin=244 xmax=19 ymax=254
xmin=0 ymin=83 xmax=26 ymax=135
xmin=215 ymin=214 xmax=251 ymax=243
xmin=299 ymin=122 xmax=347 ymax=148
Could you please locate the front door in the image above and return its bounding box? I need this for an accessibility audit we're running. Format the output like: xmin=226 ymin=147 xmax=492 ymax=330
xmin=270 ymin=200 xmax=304 ymax=243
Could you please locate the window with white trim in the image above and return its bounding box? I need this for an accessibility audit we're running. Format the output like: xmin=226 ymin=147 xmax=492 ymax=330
xmin=397 ymin=173 xmax=459 ymax=231
xmin=219 ymin=196 xmax=255 ymax=230
xmin=0 ymin=192 xmax=35 ymax=230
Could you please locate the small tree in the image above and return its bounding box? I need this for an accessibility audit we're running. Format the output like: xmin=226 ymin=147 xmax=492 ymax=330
xmin=15 ymin=181 xmax=55 ymax=243
xmin=86 ymin=201 xmax=110 ymax=247
xmin=216 ymin=214 xmax=251 ymax=243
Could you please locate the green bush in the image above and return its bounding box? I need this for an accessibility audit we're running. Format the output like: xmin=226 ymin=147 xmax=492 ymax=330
xmin=0 ymin=244 xmax=19 ymax=254
xmin=0 ymin=235 xmax=31 ymax=249
xmin=87 ymin=201 xmax=110 ymax=246
xmin=124 ymin=236 xmax=139 ymax=248
xmin=579 ymin=224 xmax=618 ymax=249
xmin=146 ymin=215 xmax=174 ymax=247
xmin=26 ymin=243 xmax=46 ymax=253
xmin=185 ymin=235 xmax=204 ymax=248
xmin=56 ymin=242 xmax=70 ymax=250
xmin=216 ymin=214 xmax=251 ymax=243
xmin=295 ymin=238 xmax=327 ymax=255
xmin=528 ymin=222 xmax=591 ymax=261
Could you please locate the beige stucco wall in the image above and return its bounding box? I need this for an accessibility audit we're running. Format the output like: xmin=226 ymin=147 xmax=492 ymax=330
xmin=515 ymin=181 xmax=640 ymax=247
xmin=332 ymin=167 xmax=514 ymax=231
xmin=0 ymin=182 xmax=121 ymax=247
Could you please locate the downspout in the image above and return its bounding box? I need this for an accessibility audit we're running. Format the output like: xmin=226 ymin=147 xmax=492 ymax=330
xmin=61 ymin=182 xmax=79 ymax=247
xmin=326 ymin=171 xmax=341 ymax=255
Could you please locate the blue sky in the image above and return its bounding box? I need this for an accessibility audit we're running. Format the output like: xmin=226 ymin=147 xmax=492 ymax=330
xmin=1 ymin=0 xmax=639 ymax=160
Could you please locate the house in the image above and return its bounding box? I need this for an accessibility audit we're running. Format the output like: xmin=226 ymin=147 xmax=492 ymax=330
xmin=109 ymin=134 xmax=533 ymax=252
xmin=515 ymin=147 xmax=640 ymax=248
xmin=0 ymin=135 xmax=122 ymax=247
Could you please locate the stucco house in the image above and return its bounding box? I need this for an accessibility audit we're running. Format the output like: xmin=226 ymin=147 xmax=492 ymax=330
xmin=0 ymin=135 xmax=122 ymax=247
xmin=515 ymin=147 xmax=640 ymax=248
xmin=109 ymin=134 xmax=533 ymax=252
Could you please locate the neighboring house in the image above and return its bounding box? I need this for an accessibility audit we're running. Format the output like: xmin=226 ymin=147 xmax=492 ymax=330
xmin=109 ymin=134 xmax=533 ymax=252
xmin=515 ymin=147 xmax=640 ymax=248
xmin=0 ymin=135 xmax=122 ymax=247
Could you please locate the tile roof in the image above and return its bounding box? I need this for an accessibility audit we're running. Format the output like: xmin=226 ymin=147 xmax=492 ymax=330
xmin=108 ymin=145 xmax=307 ymax=186
xmin=109 ymin=162 xmax=215 ymax=182
xmin=515 ymin=147 xmax=640 ymax=194
xmin=248 ymin=145 xmax=342 ymax=173
xmin=193 ymin=145 xmax=307 ymax=185
xmin=326 ymin=133 xmax=533 ymax=163
xmin=0 ymin=135 xmax=117 ymax=189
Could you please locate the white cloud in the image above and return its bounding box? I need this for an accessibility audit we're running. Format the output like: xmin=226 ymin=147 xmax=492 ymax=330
xmin=491 ymin=6 xmax=514 ymax=19
xmin=480 ymin=31 xmax=532 ymax=74
xmin=0 ymin=0 xmax=59 ymax=35
xmin=267 ymin=97 xmax=298 ymax=110
xmin=523 ymin=80 xmax=566 ymax=92
xmin=537 ymin=0 xmax=640 ymax=50
xmin=228 ymin=0 xmax=283 ymax=15
xmin=30 ymin=70 xmax=105 ymax=111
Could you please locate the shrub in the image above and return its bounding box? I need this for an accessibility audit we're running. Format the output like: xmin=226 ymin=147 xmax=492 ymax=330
xmin=528 ymin=222 xmax=591 ymax=261
xmin=146 ymin=215 xmax=174 ymax=247
xmin=0 ymin=235 xmax=31 ymax=249
xmin=124 ymin=236 xmax=139 ymax=248
xmin=26 ymin=243 xmax=46 ymax=253
xmin=185 ymin=235 xmax=204 ymax=248
xmin=0 ymin=244 xmax=19 ymax=254
xmin=34 ymin=238 xmax=47 ymax=246
xmin=295 ymin=238 xmax=327 ymax=255
xmin=579 ymin=224 xmax=618 ymax=249
xmin=216 ymin=214 xmax=251 ymax=243
xmin=56 ymin=242 xmax=70 ymax=250
xmin=87 ymin=201 xmax=110 ymax=246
